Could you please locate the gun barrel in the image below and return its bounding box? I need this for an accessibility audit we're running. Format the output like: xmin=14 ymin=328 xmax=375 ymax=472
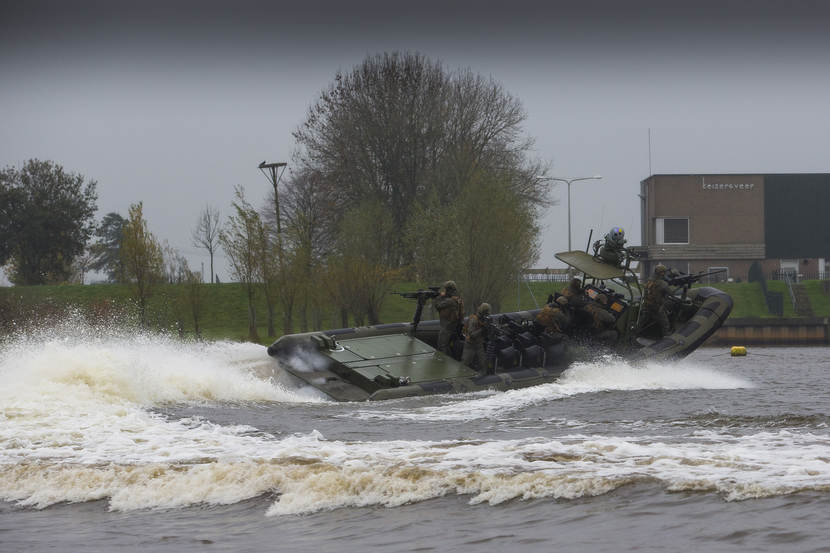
xmin=668 ymin=268 xmax=728 ymax=286
xmin=393 ymin=289 xmax=440 ymax=300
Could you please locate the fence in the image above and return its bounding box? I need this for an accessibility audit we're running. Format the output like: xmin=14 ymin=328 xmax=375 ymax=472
xmin=522 ymin=268 xmax=570 ymax=282
xmin=768 ymin=270 xmax=829 ymax=282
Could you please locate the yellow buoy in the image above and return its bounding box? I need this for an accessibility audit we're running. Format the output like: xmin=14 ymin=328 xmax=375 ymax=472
xmin=730 ymin=346 xmax=747 ymax=356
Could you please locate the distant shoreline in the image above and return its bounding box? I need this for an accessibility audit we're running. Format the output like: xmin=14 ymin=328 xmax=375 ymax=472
xmin=707 ymin=317 xmax=830 ymax=346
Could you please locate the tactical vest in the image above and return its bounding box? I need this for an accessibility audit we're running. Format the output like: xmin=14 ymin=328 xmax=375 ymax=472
xmin=438 ymin=296 xmax=463 ymax=322
xmin=644 ymin=279 xmax=664 ymax=307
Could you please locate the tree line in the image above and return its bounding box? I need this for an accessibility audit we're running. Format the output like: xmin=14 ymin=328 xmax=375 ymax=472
xmin=1 ymin=52 xmax=554 ymax=339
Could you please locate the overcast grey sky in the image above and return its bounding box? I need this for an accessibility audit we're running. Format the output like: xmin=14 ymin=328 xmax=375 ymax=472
xmin=2 ymin=0 xmax=829 ymax=283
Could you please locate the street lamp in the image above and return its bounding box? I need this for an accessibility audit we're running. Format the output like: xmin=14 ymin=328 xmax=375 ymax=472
xmin=551 ymin=175 xmax=603 ymax=252
xmin=258 ymin=160 xmax=287 ymax=268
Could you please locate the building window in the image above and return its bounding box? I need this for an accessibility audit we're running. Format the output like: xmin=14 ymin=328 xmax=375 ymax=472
xmin=656 ymin=218 xmax=689 ymax=244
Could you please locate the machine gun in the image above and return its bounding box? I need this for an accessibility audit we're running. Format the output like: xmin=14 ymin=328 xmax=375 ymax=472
xmin=392 ymin=287 xmax=441 ymax=336
xmin=393 ymin=287 xmax=441 ymax=301
xmin=667 ymin=269 xmax=727 ymax=288
xmin=666 ymin=268 xmax=728 ymax=303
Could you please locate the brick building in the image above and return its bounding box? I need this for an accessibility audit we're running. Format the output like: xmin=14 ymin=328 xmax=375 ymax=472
xmin=637 ymin=173 xmax=830 ymax=281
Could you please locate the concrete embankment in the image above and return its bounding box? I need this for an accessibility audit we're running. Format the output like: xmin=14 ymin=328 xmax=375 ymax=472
xmin=707 ymin=318 xmax=830 ymax=346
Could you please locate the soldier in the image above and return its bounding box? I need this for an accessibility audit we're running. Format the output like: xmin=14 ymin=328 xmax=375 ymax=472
xmin=640 ymin=264 xmax=672 ymax=337
xmin=561 ymin=278 xmax=586 ymax=308
xmin=462 ymin=302 xmax=490 ymax=372
xmin=560 ymin=277 xmax=591 ymax=330
xmin=434 ymin=280 xmax=464 ymax=356
xmin=597 ymin=227 xmax=627 ymax=266
xmin=536 ymin=299 xmax=571 ymax=337
xmin=583 ymin=293 xmax=618 ymax=343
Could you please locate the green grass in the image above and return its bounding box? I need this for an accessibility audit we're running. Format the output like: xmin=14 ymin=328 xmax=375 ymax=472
xmin=802 ymin=280 xmax=830 ymax=316
xmin=705 ymin=281 xmax=795 ymax=318
xmin=2 ymin=279 xmax=828 ymax=343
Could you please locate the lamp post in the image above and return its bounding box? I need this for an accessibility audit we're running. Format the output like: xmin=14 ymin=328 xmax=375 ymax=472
xmin=258 ymin=161 xmax=287 ymax=268
xmin=551 ymin=175 xmax=603 ymax=252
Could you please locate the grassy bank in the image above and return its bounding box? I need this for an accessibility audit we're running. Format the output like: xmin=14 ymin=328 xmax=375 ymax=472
xmin=2 ymin=279 xmax=829 ymax=343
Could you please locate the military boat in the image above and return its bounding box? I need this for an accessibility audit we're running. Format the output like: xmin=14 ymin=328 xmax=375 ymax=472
xmin=266 ymin=249 xmax=732 ymax=401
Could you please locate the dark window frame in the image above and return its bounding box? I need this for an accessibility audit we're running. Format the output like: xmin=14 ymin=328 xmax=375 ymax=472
xmin=657 ymin=217 xmax=689 ymax=245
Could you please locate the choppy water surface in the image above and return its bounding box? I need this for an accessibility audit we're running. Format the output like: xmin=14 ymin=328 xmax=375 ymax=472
xmin=2 ymin=321 xmax=830 ymax=552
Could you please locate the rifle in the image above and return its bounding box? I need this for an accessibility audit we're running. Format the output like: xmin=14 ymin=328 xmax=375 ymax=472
xmin=392 ymin=287 xmax=441 ymax=336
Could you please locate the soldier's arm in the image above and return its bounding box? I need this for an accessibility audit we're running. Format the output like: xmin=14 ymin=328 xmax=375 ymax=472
xmin=468 ymin=318 xmax=485 ymax=339
xmin=434 ymin=296 xmax=453 ymax=311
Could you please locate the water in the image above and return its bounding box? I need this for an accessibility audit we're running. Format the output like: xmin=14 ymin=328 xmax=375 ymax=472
xmin=2 ymin=321 xmax=830 ymax=552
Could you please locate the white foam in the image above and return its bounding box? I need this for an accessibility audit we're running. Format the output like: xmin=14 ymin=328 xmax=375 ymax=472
xmin=0 ymin=327 xmax=321 ymax=406
xmin=2 ymin=324 xmax=809 ymax=517
xmin=349 ymin=356 xmax=753 ymax=422
xmin=3 ymin=429 xmax=829 ymax=514
xmin=0 ymin=324 xmax=325 ymax=470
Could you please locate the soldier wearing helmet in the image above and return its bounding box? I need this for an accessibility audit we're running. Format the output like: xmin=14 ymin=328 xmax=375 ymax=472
xmin=561 ymin=277 xmax=587 ymax=309
xmin=536 ymin=300 xmax=571 ymax=337
xmin=462 ymin=302 xmax=491 ymax=372
xmin=584 ymin=293 xmax=615 ymax=328
xmin=583 ymin=292 xmax=618 ymax=343
xmin=434 ymin=280 xmax=464 ymax=356
xmin=639 ymin=264 xmax=672 ymax=337
xmin=597 ymin=226 xmax=628 ymax=266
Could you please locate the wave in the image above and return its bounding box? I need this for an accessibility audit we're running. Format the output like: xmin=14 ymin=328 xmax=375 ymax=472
xmin=3 ymin=429 xmax=829 ymax=514
xmin=0 ymin=322 xmax=320 ymax=406
xmin=347 ymin=356 xmax=753 ymax=422
xmin=0 ymin=321 xmax=324 ymax=469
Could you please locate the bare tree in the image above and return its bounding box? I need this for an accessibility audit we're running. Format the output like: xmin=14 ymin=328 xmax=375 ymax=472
xmin=180 ymin=266 xmax=204 ymax=339
xmin=162 ymin=241 xmax=189 ymax=284
xmin=262 ymin=168 xmax=335 ymax=332
xmin=255 ymin=222 xmax=280 ymax=338
xmin=220 ymin=187 xmax=261 ymax=341
xmin=192 ymin=204 xmax=221 ymax=284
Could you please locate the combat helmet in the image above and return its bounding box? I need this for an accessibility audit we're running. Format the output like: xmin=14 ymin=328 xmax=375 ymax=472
xmin=478 ymin=302 xmax=491 ymax=316
xmin=655 ymin=264 xmax=667 ymax=275
xmin=608 ymin=227 xmax=626 ymax=245
xmin=567 ymin=277 xmax=582 ymax=293
xmin=443 ymin=280 xmax=457 ymax=294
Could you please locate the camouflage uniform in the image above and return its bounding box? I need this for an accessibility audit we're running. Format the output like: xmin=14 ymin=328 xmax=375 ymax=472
xmin=584 ymin=294 xmax=616 ymax=330
xmin=561 ymin=278 xmax=586 ymax=309
xmin=536 ymin=303 xmax=570 ymax=335
xmin=641 ymin=266 xmax=671 ymax=336
xmin=560 ymin=278 xmax=592 ymax=330
xmin=583 ymin=293 xmax=618 ymax=344
xmin=462 ymin=303 xmax=490 ymax=371
xmin=434 ymin=280 xmax=463 ymax=356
